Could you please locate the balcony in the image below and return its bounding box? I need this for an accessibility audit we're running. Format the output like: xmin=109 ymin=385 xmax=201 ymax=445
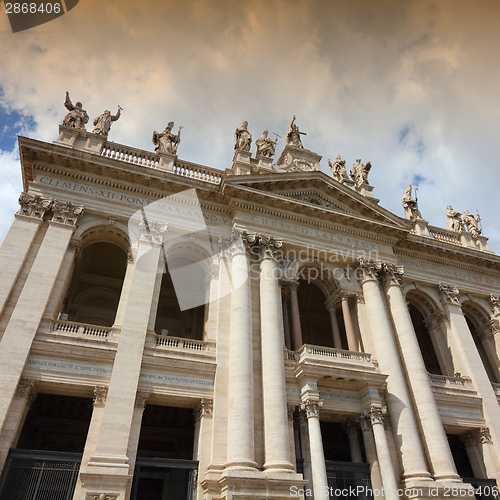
xmin=429 ymin=373 xmax=477 ymax=397
xmin=492 ymin=383 xmax=500 ymax=404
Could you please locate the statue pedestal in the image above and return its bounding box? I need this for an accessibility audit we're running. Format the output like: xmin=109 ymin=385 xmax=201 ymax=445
xmin=256 ymin=155 xmax=273 ymax=172
xmin=54 ymin=125 xmax=106 ymax=154
xmin=412 ymin=219 xmax=431 ymax=237
xmin=460 ymin=232 xmax=477 ymax=249
xmin=474 ymin=235 xmax=493 ymax=253
xmin=356 ymin=182 xmax=379 ymax=203
xmin=158 ymin=151 xmax=177 ymax=172
xmin=342 ymin=178 xmax=356 ymax=190
xmin=231 ymin=150 xmax=252 ymax=175
xmin=275 ymin=145 xmax=322 ymax=172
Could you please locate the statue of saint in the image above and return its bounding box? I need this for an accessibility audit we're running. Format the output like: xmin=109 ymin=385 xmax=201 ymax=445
xmin=255 ymin=130 xmax=276 ymax=158
xmin=401 ymin=185 xmax=423 ymax=221
xmin=234 ymin=121 xmax=252 ymax=151
xmin=445 ymin=205 xmax=464 ymax=233
xmin=327 ymin=155 xmax=349 ymax=183
xmin=350 ymin=159 xmax=371 ymax=187
xmin=285 ymin=115 xmax=303 ymax=148
xmin=92 ymin=107 xmax=122 ymax=137
xmin=462 ymin=210 xmax=482 ymax=237
xmin=153 ymin=122 xmax=181 ymax=155
xmin=62 ymin=91 xmax=89 ymax=130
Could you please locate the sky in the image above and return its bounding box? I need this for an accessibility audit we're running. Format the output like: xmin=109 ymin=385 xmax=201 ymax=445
xmin=1 ymin=0 xmax=500 ymax=254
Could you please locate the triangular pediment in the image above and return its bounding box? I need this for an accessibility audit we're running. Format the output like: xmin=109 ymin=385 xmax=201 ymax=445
xmin=222 ymin=170 xmax=411 ymax=236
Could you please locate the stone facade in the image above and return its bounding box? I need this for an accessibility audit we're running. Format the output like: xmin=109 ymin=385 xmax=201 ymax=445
xmin=0 ymin=124 xmax=498 ymax=500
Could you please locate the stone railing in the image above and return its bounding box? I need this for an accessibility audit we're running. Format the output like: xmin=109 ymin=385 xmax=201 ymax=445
xmin=429 ymin=373 xmax=471 ymax=388
xmin=51 ymin=320 xmax=111 ymax=338
xmin=172 ymin=160 xmax=222 ymax=185
xmin=155 ymin=334 xmax=214 ymax=352
xmin=428 ymin=226 xmax=462 ymax=246
xmin=284 ymin=349 xmax=298 ymax=362
xmin=299 ymin=344 xmax=372 ymax=363
xmin=101 ymin=142 xmax=159 ymax=169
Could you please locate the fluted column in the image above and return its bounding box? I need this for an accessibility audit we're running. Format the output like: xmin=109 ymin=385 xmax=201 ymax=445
xmin=361 ymin=406 xmax=399 ymax=500
xmin=0 ymin=200 xmax=84 ymax=437
xmin=259 ymin=236 xmax=294 ymax=471
xmin=383 ymin=265 xmax=460 ymax=482
xmin=343 ymin=419 xmax=363 ymax=463
xmin=340 ymin=292 xmax=358 ymax=351
xmin=298 ymin=411 xmax=314 ymax=494
xmin=289 ymin=280 xmax=303 ymax=350
xmin=439 ymin=284 xmax=500 ymax=473
xmin=301 ymin=399 xmax=329 ymax=500
xmin=326 ymin=304 xmax=342 ymax=349
xmin=357 ymin=260 xmax=431 ymax=484
xmin=225 ymin=235 xmax=256 ymax=469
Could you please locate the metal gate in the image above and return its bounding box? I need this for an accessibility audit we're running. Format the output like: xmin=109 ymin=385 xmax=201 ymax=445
xmin=0 ymin=449 xmax=81 ymax=500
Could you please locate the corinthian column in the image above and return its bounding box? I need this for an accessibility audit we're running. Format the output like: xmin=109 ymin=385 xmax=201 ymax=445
xmin=301 ymin=399 xmax=329 ymax=500
xmin=0 ymin=200 xmax=84 ymax=437
xmin=326 ymin=304 xmax=342 ymax=349
xmin=439 ymin=284 xmax=500 ymax=473
xmin=383 ymin=265 xmax=460 ymax=483
xmin=288 ymin=280 xmax=303 ymax=350
xmin=340 ymin=292 xmax=358 ymax=351
xmin=357 ymin=260 xmax=431 ymax=484
xmin=259 ymin=236 xmax=294 ymax=471
xmin=225 ymin=233 xmax=256 ymax=469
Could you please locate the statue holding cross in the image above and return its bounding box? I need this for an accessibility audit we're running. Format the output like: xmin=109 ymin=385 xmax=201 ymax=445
xmin=286 ymin=115 xmax=306 ymax=148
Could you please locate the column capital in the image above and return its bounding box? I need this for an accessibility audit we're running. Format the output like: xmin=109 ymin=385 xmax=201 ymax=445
xmin=15 ymin=378 xmax=36 ymax=404
xmin=325 ymin=303 xmax=337 ymax=313
xmin=361 ymin=404 xmax=387 ymax=425
xmin=139 ymin=219 xmax=168 ymax=244
xmin=134 ymin=391 xmax=150 ymax=409
xmin=424 ymin=309 xmax=448 ymax=329
xmin=240 ymin=231 xmax=284 ymax=261
xmin=355 ymin=294 xmax=365 ymax=305
xmin=194 ymin=398 xmax=213 ymax=422
xmin=480 ymin=427 xmax=493 ymax=444
xmin=357 ymin=259 xmax=383 ymax=283
xmin=93 ymin=386 xmax=108 ymax=407
xmin=438 ymin=283 xmax=461 ymax=305
xmin=300 ymin=398 xmax=323 ymax=418
xmin=51 ymin=200 xmax=85 ymax=226
xmin=490 ymin=294 xmax=500 ymax=316
xmin=382 ymin=263 xmax=405 ymax=287
xmin=489 ymin=319 xmax=500 ymax=336
xmin=342 ymin=418 xmax=360 ymax=436
xmin=17 ymin=192 xmax=52 ymax=219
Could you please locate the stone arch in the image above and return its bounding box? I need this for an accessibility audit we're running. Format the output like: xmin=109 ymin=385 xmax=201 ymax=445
xmin=74 ymin=219 xmax=132 ymax=253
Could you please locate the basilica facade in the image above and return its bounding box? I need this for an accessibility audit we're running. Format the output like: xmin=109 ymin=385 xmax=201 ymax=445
xmin=0 ymin=111 xmax=499 ymax=500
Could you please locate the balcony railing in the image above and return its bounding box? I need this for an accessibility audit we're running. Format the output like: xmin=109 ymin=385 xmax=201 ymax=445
xmin=155 ymin=334 xmax=214 ymax=352
xmin=429 ymin=373 xmax=471 ymax=387
xmin=428 ymin=226 xmax=462 ymax=246
xmin=299 ymin=344 xmax=372 ymax=364
xmin=51 ymin=320 xmax=111 ymax=338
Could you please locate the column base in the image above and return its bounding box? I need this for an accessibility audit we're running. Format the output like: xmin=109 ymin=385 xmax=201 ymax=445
xmin=86 ymin=454 xmax=130 ymax=475
xmin=263 ymin=460 xmax=295 ymax=473
xmin=223 ymin=459 xmax=258 ymax=471
xmin=75 ymin=471 xmax=132 ymax=500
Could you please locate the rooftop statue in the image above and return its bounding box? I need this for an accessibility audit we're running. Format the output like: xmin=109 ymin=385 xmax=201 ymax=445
xmin=445 ymin=205 xmax=464 ymax=233
xmin=255 ymin=130 xmax=277 ymax=158
xmin=401 ymin=184 xmax=423 ymax=221
xmin=62 ymin=91 xmax=89 ymax=130
xmin=462 ymin=210 xmax=482 ymax=237
xmin=92 ymin=106 xmax=122 ymax=137
xmin=234 ymin=121 xmax=252 ymax=152
xmin=285 ymin=115 xmax=304 ymax=148
xmin=350 ymin=158 xmax=371 ymax=187
xmin=328 ymin=155 xmax=349 ymax=184
xmin=153 ymin=122 xmax=181 ymax=155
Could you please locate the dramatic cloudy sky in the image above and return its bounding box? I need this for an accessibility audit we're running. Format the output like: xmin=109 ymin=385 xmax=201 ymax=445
xmin=1 ymin=0 xmax=499 ymax=253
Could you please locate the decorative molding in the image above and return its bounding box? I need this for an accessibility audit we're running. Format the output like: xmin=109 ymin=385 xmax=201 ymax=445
xmin=15 ymin=378 xmax=36 ymax=404
xmin=138 ymin=219 xmax=168 ymax=244
xmin=355 ymin=294 xmax=365 ymax=305
xmin=460 ymin=428 xmax=491 ymax=447
xmin=194 ymin=399 xmax=213 ymax=422
xmin=423 ymin=309 xmax=448 ymax=329
xmin=135 ymin=391 xmax=149 ymax=409
xmin=87 ymin=494 xmax=118 ymax=500
xmin=51 ymin=200 xmax=84 ymax=226
xmin=93 ymin=386 xmax=108 ymax=407
xmin=489 ymin=319 xmax=500 ymax=336
xmin=67 ymin=240 xmax=80 ymax=252
xmin=361 ymin=405 xmax=387 ymax=425
xmin=300 ymin=399 xmax=323 ymax=418
xmin=17 ymin=192 xmax=52 ymax=219
xmin=490 ymin=294 xmax=500 ymax=315
xmin=382 ymin=263 xmax=405 ymax=287
xmin=480 ymin=427 xmax=492 ymax=444
xmin=357 ymin=259 xmax=383 ymax=283
xmin=438 ymin=283 xmax=461 ymax=305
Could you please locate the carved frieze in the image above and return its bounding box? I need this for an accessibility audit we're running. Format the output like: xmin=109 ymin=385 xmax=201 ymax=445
xmin=438 ymin=283 xmax=461 ymax=305
xmin=490 ymin=294 xmax=500 ymax=315
xmin=93 ymin=386 xmax=108 ymax=407
xmin=51 ymin=200 xmax=84 ymax=226
xmin=17 ymin=192 xmax=52 ymax=219
xmin=300 ymin=399 xmax=323 ymax=418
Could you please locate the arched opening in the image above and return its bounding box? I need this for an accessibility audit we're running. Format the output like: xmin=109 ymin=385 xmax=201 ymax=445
xmin=408 ymin=303 xmax=443 ymax=375
xmin=154 ymin=256 xmax=206 ymax=340
xmin=62 ymin=241 xmax=127 ymax=326
xmin=297 ymin=280 xmax=347 ymax=349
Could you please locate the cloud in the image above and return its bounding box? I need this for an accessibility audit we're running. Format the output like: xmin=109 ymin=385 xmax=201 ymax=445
xmin=0 ymin=0 xmax=499 ymax=252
